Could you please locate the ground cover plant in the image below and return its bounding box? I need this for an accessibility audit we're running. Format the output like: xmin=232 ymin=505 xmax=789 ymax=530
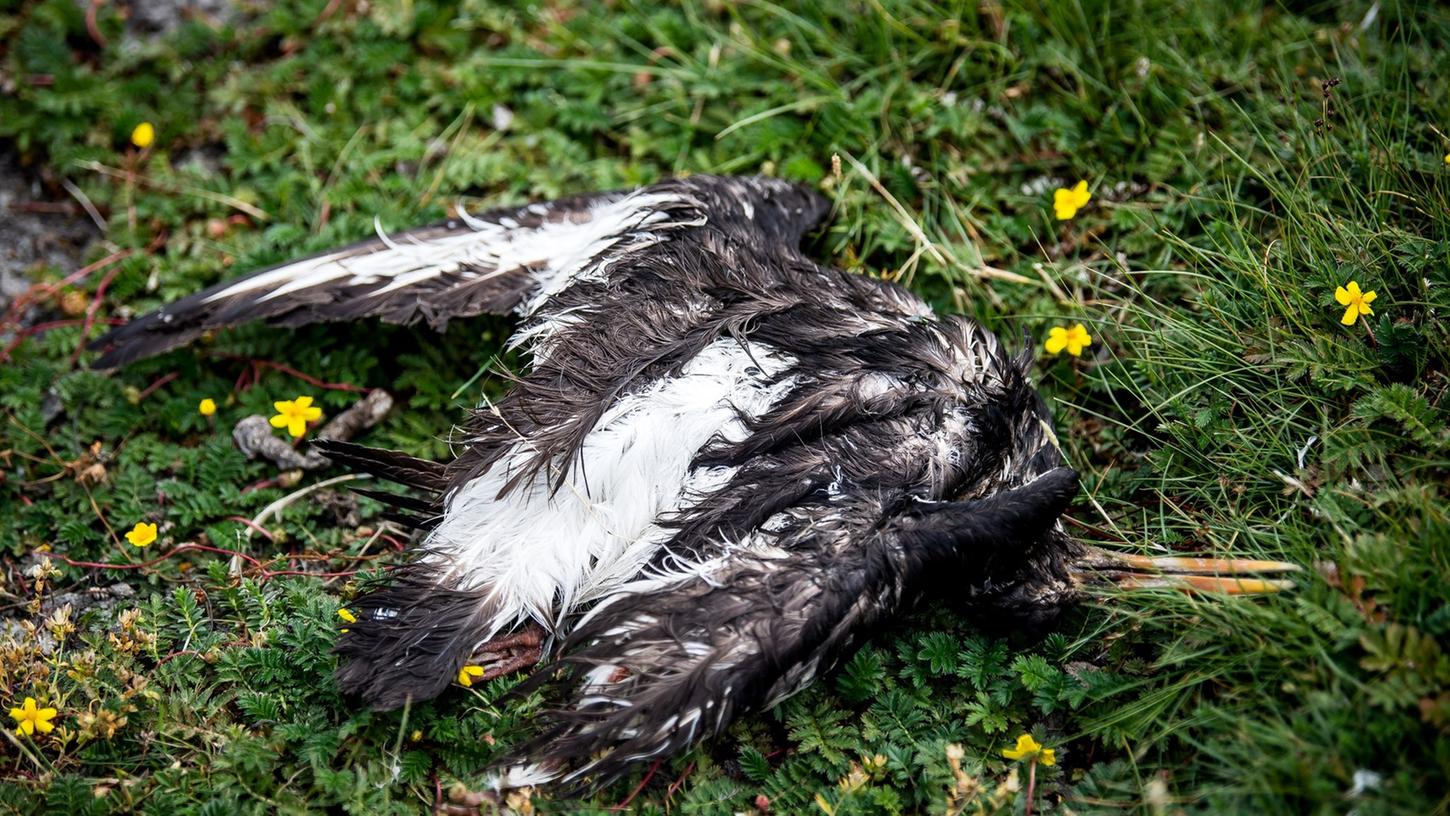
xmin=1 ymin=0 xmax=1447 ymax=813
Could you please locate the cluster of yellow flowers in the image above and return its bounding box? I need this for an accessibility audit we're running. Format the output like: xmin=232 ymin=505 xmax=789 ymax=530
xmin=118 ymin=394 xmax=328 ymax=554
xmin=198 ymin=393 xmax=328 ymax=436
xmin=1041 ymin=178 xmax=1384 ymax=356
xmin=1045 ymin=181 xmax=1094 ymax=357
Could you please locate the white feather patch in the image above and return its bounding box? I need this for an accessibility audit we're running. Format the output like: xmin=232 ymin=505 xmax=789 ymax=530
xmin=424 ymin=337 xmax=797 ymax=641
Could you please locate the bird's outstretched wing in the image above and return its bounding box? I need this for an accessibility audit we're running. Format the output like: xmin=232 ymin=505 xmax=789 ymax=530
xmin=89 ymin=188 xmax=644 ymax=367
xmin=491 ymin=468 xmax=1079 ymax=792
xmin=90 ymin=176 xmax=832 ymax=369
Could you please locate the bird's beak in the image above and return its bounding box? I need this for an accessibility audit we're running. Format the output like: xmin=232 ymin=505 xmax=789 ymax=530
xmin=1074 ymin=545 xmax=1301 ymax=595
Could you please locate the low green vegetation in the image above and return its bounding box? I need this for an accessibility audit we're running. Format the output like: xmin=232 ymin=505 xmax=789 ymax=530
xmin=1 ymin=0 xmax=1446 ymax=813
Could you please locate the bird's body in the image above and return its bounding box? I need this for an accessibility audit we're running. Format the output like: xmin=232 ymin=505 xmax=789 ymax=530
xmin=94 ymin=174 xmax=1294 ymax=792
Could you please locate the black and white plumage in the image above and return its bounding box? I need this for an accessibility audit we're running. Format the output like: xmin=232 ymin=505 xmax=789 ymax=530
xmin=92 ymin=174 xmax=1295 ymax=792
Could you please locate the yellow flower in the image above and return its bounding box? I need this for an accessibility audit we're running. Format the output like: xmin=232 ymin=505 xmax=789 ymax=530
xmin=1053 ymin=180 xmax=1092 ymax=220
xmin=1444 ymin=153 xmax=1450 ymax=165
xmin=1044 ymin=323 xmax=1093 ymax=356
xmin=457 ymin=665 xmax=486 ymax=687
xmin=269 ymin=396 xmax=323 ymax=438
xmin=124 ymin=522 xmax=158 ymax=548
xmin=198 ymin=398 xmax=217 ymax=417
xmin=130 ymin=122 xmax=155 ymax=149
xmin=9 ymin=697 xmax=58 ymax=737
xmin=1001 ymin=733 xmax=1056 ymax=767
xmin=1334 ymin=281 xmax=1377 ymax=326
xmin=337 ymin=608 xmax=357 ymax=624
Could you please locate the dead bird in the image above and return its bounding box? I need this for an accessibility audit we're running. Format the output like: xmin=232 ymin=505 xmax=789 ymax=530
xmin=92 ymin=174 xmax=1297 ymax=791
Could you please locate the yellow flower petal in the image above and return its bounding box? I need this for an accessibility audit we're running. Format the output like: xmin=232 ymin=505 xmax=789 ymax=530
xmin=124 ymin=522 xmax=158 ymax=548
xmin=1360 ymin=289 xmax=1376 ymax=305
xmin=1341 ymin=305 xmax=1359 ymax=325
xmin=1335 ymin=286 xmax=1352 ymax=306
xmin=1002 ymin=734 xmax=1042 ymax=761
xmin=1063 ymin=324 xmax=1093 ymax=356
xmin=198 ymin=398 xmax=217 ymax=417
xmin=271 ymin=396 xmax=322 ymax=438
xmin=337 ymin=609 xmax=357 ymax=624
xmin=1044 ymin=327 xmax=1069 ymax=354
xmin=457 ymin=665 xmax=486 ymax=687
xmin=130 ymin=122 xmax=155 ymax=149
xmin=1053 ymin=182 xmax=1091 ymax=221
xmin=1040 ymin=747 xmax=1056 ymax=767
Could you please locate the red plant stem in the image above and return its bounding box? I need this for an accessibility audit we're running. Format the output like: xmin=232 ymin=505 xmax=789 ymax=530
xmin=0 ymin=318 xmax=126 ymax=362
xmin=69 ymin=263 xmax=124 ymax=367
xmin=613 ymin=759 xmax=663 ymax=810
xmin=55 ymin=543 xmax=265 ymax=572
xmin=220 ymin=355 xmax=368 ymax=393
xmin=85 ymin=0 xmax=107 ymax=48
xmin=136 ymin=371 xmax=180 ymax=402
xmin=224 ymin=515 xmax=276 ymax=542
xmin=240 ymin=476 xmax=284 ymax=493
xmin=154 ymin=649 xmax=204 ymax=668
xmin=664 ymin=761 xmax=696 ymax=800
xmin=1025 ymin=759 xmax=1037 ymax=816
xmin=0 ymin=249 xmax=131 ymax=326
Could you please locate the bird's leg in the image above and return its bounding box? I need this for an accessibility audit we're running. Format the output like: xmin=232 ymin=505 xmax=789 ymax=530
xmin=468 ymin=623 xmax=546 ymax=681
xmin=1075 ymin=546 xmax=1301 ymax=594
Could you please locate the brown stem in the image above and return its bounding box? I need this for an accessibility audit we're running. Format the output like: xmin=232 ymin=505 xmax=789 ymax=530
xmin=1361 ymin=315 xmax=1379 ymax=348
xmin=1024 ymin=759 xmax=1037 ymax=816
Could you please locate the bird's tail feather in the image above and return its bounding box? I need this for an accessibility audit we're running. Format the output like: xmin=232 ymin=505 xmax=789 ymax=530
xmin=334 ymin=564 xmax=497 ymax=710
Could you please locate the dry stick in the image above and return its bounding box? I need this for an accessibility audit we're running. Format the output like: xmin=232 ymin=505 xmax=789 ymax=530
xmin=245 ymin=473 xmax=369 ymax=542
xmin=233 ymin=389 xmax=394 ymax=471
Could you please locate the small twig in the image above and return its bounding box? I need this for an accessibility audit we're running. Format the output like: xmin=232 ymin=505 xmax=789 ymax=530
xmin=233 ymin=390 xmax=393 ymax=471
xmin=246 ymin=474 xmax=368 ymax=540
xmin=60 ymin=177 xmax=109 ymax=232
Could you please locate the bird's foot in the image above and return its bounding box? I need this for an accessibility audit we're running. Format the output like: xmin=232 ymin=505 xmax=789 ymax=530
xmin=1076 ymin=546 xmax=1301 ymax=594
xmin=467 ymin=624 xmax=546 ymax=682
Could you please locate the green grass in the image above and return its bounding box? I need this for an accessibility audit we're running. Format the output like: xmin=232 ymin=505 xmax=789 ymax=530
xmin=1 ymin=0 xmax=1447 ymax=813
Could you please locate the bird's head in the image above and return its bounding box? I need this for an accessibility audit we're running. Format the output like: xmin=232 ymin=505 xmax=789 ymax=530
xmin=912 ymin=467 xmax=1300 ymax=630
